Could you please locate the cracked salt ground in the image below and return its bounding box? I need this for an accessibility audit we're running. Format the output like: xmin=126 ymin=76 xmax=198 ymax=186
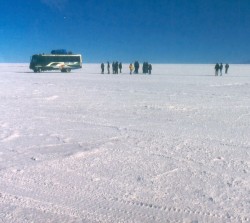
xmin=0 ymin=64 xmax=250 ymax=222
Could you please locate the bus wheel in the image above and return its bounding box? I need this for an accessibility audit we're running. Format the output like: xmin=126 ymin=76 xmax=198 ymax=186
xmin=66 ymin=68 xmax=71 ymax=73
xmin=35 ymin=68 xmax=41 ymax=73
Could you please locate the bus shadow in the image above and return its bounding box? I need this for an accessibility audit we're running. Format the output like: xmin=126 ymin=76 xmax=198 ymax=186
xmin=15 ymin=71 xmax=64 ymax=74
xmin=15 ymin=71 xmax=34 ymax=73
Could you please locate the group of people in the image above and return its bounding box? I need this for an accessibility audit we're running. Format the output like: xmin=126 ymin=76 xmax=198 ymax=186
xmin=215 ymin=63 xmax=229 ymax=76
xmin=101 ymin=62 xmax=122 ymax=74
xmin=129 ymin=61 xmax=152 ymax=74
xmin=101 ymin=61 xmax=152 ymax=75
xmin=142 ymin=62 xmax=152 ymax=74
xmin=102 ymin=62 xmax=230 ymax=76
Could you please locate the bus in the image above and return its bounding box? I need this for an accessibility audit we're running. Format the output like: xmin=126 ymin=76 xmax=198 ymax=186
xmin=29 ymin=51 xmax=82 ymax=73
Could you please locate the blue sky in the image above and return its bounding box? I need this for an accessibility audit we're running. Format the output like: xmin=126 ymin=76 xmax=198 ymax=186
xmin=1 ymin=0 xmax=250 ymax=63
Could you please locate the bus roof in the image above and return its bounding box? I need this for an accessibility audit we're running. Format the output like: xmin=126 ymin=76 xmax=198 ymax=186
xmin=32 ymin=54 xmax=82 ymax=56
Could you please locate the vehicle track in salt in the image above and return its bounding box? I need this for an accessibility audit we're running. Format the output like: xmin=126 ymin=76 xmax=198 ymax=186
xmin=102 ymin=196 xmax=250 ymax=223
xmin=1 ymin=184 xmax=249 ymax=223
xmin=1 ymin=126 xmax=249 ymax=222
xmin=0 ymin=192 xmax=126 ymax=223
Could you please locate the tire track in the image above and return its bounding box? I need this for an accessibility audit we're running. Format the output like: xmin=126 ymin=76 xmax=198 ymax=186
xmin=0 ymin=192 xmax=127 ymax=223
xmin=104 ymin=196 xmax=249 ymax=223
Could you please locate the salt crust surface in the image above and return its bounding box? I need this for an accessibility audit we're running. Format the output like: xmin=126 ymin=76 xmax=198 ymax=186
xmin=0 ymin=63 xmax=249 ymax=223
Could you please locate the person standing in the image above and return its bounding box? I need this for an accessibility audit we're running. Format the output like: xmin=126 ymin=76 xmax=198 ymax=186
xmin=101 ymin=63 xmax=104 ymax=74
xmin=148 ymin=64 xmax=152 ymax=74
xmin=143 ymin=62 xmax=146 ymax=74
xmin=112 ymin=61 xmax=115 ymax=74
xmin=225 ymin=63 xmax=229 ymax=74
xmin=134 ymin=61 xmax=139 ymax=74
xmin=119 ymin=62 xmax=122 ymax=73
xmin=219 ymin=63 xmax=223 ymax=76
xmin=215 ymin=63 xmax=220 ymax=76
xmin=129 ymin=63 xmax=134 ymax=75
xmin=115 ymin=61 xmax=119 ymax=74
xmin=107 ymin=62 xmax=110 ymax=74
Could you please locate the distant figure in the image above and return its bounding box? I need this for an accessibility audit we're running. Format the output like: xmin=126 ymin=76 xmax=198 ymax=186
xmin=112 ymin=62 xmax=115 ymax=74
xmin=225 ymin=63 xmax=229 ymax=74
xmin=145 ymin=62 xmax=149 ymax=74
xmin=215 ymin=63 xmax=220 ymax=76
xmin=119 ymin=62 xmax=122 ymax=73
xmin=101 ymin=63 xmax=104 ymax=74
xmin=107 ymin=62 xmax=110 ymax=74
xmin=148 ymin=64 xmax=152 ymax=74
xmin=115 ymin=61 xmax=119 ymax=74
xmin=129 ymin=63 xmax=134 ymax=75
xmin=219 ymin=63 xmax=223 ymax=76
xmin=134 ymin=61 xmax=139 ymax=74
xmin=142 ymin=62 xmax=148 ymax=74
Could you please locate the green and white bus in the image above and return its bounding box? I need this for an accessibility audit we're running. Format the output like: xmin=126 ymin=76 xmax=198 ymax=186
xmin=29 ymin=52 xmax=82 ymax=73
